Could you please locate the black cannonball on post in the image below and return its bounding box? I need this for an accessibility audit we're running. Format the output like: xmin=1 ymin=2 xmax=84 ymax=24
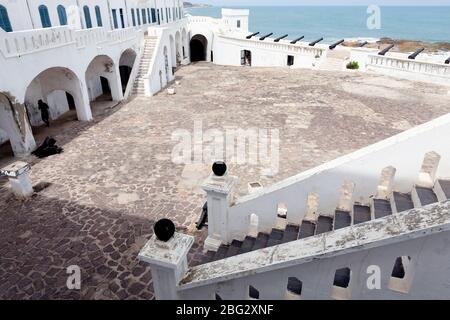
xmin=154 ymin=219 xmax=175 ymax=242
xmin=212 ymin=161 xmax=227 ymax=177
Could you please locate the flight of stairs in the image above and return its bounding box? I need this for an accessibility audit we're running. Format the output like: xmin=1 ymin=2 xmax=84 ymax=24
xmin=199 ymin=179 xmax=450 ymax=265
xmin=132 ymin=36 xmax=158 ymax=96
xmin=319 ymin=49 xmax=350 ymax=71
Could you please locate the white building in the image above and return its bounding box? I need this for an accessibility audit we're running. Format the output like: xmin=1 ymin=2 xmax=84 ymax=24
xmin=1 ymin=1 xmax=450 ymax=300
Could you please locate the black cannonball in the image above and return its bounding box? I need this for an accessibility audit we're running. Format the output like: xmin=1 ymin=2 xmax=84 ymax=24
xmin=154 ymin=219 xmax=175 ymax=242
xmin=212 ymin=161 xmax=227 ymax=177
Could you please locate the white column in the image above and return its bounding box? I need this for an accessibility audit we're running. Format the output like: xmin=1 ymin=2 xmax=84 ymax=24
xmin=108 ymin=65 xmax=124 ymax=101
xmin=75 ymin=80 xmax=93 ymax=121
xmin=201 ymin=173 xmax=238 ymax=251
xmin=138 ymin=232 xmax=194 ymax=300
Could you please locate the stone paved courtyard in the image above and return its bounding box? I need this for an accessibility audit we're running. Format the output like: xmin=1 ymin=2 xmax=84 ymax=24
xmin=1 ymin=62 xmax=450 ymax=300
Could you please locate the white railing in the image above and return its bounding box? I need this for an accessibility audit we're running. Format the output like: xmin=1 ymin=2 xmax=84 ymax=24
xmin=0 ymin=26 xmax=74 ymax=58
xmin=367 ymin=54 xmax=450 ymax=79
xmin=218 ymin=35 xmax=325 ymax=57
xmin=176 ymin=200 xmax=450 ymax=299
xmin=0 ymin=26 xmax=140 ymax=57
xmin=212 ymin=112 xmax=450 ymax=243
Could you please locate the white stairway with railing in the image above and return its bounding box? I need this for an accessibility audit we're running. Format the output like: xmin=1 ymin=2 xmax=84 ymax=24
xmin=139 ymin=112 xmax=450 ymax=300
xmin=132 ymin=36 xmax=158 ymax=96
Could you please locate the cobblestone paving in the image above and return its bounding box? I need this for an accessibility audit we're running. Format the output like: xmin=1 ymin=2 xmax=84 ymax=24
xmin=1 ymin=63 xmax=449 ymax=300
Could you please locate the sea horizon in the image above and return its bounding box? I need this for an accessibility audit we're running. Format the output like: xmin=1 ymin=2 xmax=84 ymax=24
xmin=186 ymin=6 xmax=450 ymax=44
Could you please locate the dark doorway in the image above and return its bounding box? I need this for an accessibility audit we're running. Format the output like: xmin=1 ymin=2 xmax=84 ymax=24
xmin=100 ymin=76 xmax=111 ymax=94
xmin=66 ymin=92 xmax=76 ymax=110
xmin=119 ymin=66 xmax=132 ymax=93
xmin=241 ymin=50 xmax=252 ymax=66
xmin=287 ymin=55 xmax=294 ymax=66
xmin=190 ymin=35 xmax=207 ymax=62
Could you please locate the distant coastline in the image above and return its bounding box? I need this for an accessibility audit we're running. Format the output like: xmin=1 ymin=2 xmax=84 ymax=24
xmin=186 ymin=6 xmax=450 ymax=47
xmin=183 ymin=2 xmax=212 ymax=8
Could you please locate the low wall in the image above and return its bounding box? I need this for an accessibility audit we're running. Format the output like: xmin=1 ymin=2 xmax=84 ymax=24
xmin=367 ymin=54 xmax=450 ymax=86
xmin=178 ymin=201 xmax=450 ymax=300
xmin=224 ymin=112 xmax=450 ymax=241
xmin=214 ymin=35 xmax=326 ymax=68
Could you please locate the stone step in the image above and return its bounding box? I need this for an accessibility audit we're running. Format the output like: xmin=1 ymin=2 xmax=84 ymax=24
xmin=414 ymin=186 xmax=438 ymax=206
xmin=298 ymin=220 xmax=316 ymax=239
xmin=373 ymin=199 xmax=392 ymax=219
xmin=266 ymin=228 xmax=284 ymax=247
xmin=334 ymin=210 xmax=351 ymax=230
xmin=353 ymin=204 xmax=371 ymax=225
xmin=393 ymin=192 xmax=414 ymax=213
xmin=213 ymin=245 xmax=228 ymax=261
xmin=239 ymin=236 xmax=256 ymax=254
xmin=282 ymin=225 xmax=299 ymax=243
xmin=226 ymin=240 xmax=242 ymax=257
xmin=316 ymin=215 xmax=333 ymax=235
xmin=252 ymin=233 xmax=269 ymax=250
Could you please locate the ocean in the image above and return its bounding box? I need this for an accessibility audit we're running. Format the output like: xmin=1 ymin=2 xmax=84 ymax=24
xmin=185 ymin=6 xmax=450 ymax=44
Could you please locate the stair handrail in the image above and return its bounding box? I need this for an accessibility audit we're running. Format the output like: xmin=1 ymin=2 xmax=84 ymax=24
xmin=204 ymin=112 xmax=450 ymax=245
xmin=179 ymin=201 xmax=450 ymax=292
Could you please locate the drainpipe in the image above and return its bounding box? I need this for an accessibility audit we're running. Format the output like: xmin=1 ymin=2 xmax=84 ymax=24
xmin=25 ymin=0 xmax=35 ymax=29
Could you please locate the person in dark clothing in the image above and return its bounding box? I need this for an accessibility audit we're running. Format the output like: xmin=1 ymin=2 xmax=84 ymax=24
xmin=38 ymin=99 xmax=50 ymax=127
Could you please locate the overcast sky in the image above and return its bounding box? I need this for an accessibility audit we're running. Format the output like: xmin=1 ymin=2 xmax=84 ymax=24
xmin=192 ymin=0 xmax=450 ymax=5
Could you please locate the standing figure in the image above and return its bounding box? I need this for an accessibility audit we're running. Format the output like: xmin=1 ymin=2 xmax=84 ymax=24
xmin=38 ymin=100 xmax=50 ymax=127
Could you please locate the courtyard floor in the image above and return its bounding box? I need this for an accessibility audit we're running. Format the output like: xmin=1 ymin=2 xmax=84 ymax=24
xmin=1 ymin=62 xmax=450 ymax=299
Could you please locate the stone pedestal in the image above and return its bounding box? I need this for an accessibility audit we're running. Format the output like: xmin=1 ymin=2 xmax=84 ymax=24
xmin=138 ymin=232 xmax=194 ymax=300
xmin=1 ymin=161 xmax=33 ymax=199
xmin=201 ymin=173 xmax=238 ymax=251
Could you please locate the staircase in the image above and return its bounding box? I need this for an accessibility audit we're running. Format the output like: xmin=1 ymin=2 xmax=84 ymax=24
xmin=319 ymin=49 xmax=350 ymax=71
xmin=200 ymin=178 xmax=450 ymax=265
xmin=132 ymin=36 xmax=157 ymax=96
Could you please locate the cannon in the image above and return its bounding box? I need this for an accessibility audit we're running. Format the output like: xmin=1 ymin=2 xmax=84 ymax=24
xmin=408 ymin=48 xmax=425 ymax=60
xmin=329 ymin=39 xmax=345 ymax=50
xmin=290 ymin=36 xmax=304 ymax=44
xmin=274 ymin=34 xmax=288 ymax=42
xmin=259 ymin=33 xmax=273 ymax=41
xmin=445 ymin=57 xmax=450 ymax=65
xmin=246 ymin=32 xmax=260 ymax=39
xmin=358 ymin=41 xmax=369 ymax=47
xmin=309 ymin=37 xmax=323 ymax=46
xmin=378 ymin=44 xmax=395 ymax=56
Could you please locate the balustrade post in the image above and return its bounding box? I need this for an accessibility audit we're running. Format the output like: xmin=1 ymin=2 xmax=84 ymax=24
xmin=201 ymin=162 xmax=238 ymax=250
xmin=138 ymin=219 xmax=194 ymax=300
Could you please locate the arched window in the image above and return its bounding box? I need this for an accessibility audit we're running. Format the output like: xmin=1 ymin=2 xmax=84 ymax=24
xmin=39 ymin=5 xmax=52 ymax=28
xmin=95 ymin=6 xmax=102 ymax=27
xmin=0 ymin=5 xmax=12 ymax=32
xmin=57 ymin=5 xmax=67 ymax=26
xmin=83 ymin=6 xmax=92 ymax=29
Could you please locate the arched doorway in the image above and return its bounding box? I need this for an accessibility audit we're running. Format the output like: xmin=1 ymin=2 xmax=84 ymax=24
xmin=24 ymin=67 xmax=91 ymax=126
xmin=85 ymin=54 xmax=122 ymax=102
xmin=119 ymin=48 xmax=137 ymax=93
xmin=190 ymin=34 xmax=208 ymax=62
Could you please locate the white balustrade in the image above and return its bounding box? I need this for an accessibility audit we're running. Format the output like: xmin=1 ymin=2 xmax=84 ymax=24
xmin=368 ymin=54 xmax=450 ymax=77
xmin=175 ymin=200 xmax=450 ymax=300
xmin=202 ymin=112 xmax=450 ymax=244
